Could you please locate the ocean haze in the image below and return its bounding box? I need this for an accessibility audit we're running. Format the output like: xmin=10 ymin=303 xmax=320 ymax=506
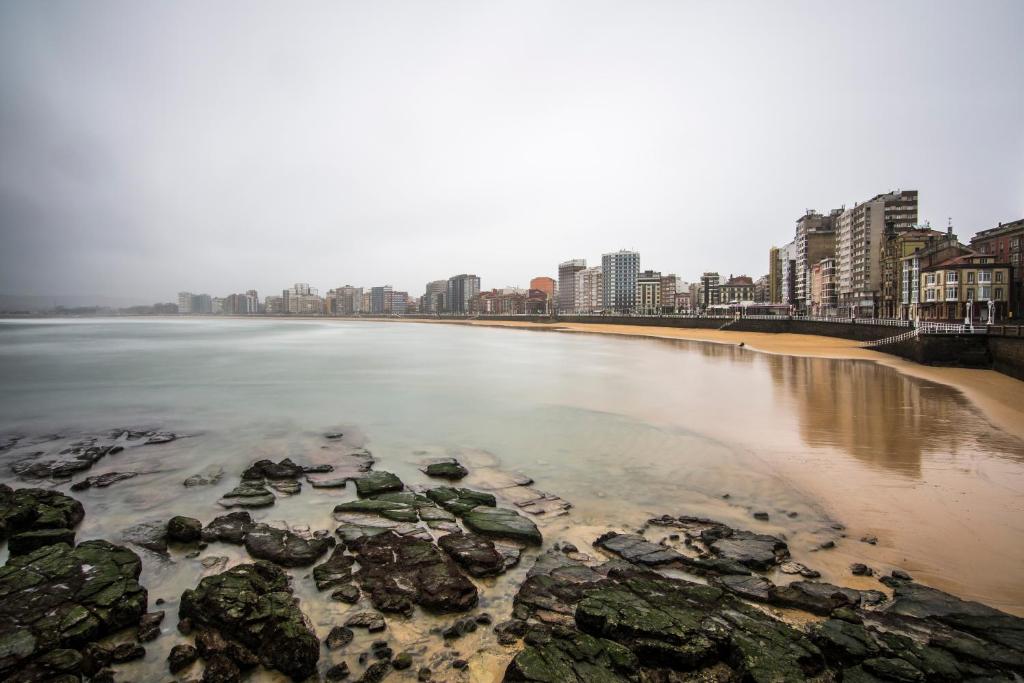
xmin=1 ymin=0 xmax=1022 ymax=303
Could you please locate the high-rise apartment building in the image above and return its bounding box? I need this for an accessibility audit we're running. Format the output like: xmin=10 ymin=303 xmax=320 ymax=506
xmin=835 ymin=190 xmax=918 ymax=316
xmin=370 ymin=285 xmax=393 ymax=314
xmin=601 ymin=250 xmax=640 ymax=312
xmin=421 ymin=280 xmax=447 ymax=314
xmin=283 ymin=283 xmax=321 ymax=315
xmin=558 ymin=260 xmax=586 ymax=313
xmin=636 ymin=270 xmax=662 ymax=313
xmin=447 ymin=274 xmax=480 ymax=314
xmin=659 ymin=275 xmax=679 ymax=313
xmin=768 ymin=247 xmax=782 ymax=303
xmin=573 ymin=266 xmax=603 ymax=313
xmin=794 ymin=209 xmax=839 ymax=311
xmin=699 ymin=272 xmax=720 ymax=310
xmin=177 ymin=292 xmax=193 ymax=313
xmin=779 ymin=242 xmax=797 ymax=306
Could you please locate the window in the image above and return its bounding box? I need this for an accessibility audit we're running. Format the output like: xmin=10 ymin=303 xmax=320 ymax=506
xmin=980 ymin=286 xmax=991 ymax=300
xmin=926 ymin=289 xmax=936 ymax=301
xmin=979 ymin=271 xmax=992 ymax=283
xmin=926 ymin=273 xmax=935 ymax=285
xmin=946 ymin=287 xmax=957 ymax=301
xmin=967 ymin=288 xmax=975 ymax=300
xmin=995 ymin=288 xmax=1003 ymax=300
xmin=946 ymin=271 xmax=958 ymax=283
xmin=968 ymin=272 xmax=975 ymax=283
xmin=995 ymin=271 xmax=1004 ymax=283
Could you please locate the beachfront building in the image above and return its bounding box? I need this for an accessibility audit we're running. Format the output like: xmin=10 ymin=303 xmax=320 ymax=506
xmin=370 ymin=286 xmax=393 ymax=314
xmin=636 ymin=270 xmax=662 ymax=314
xmin=768 ymin=246 xmax=782 ymax=303
xmin=900 ymin=230 xmax=969 ymax=321
xmin=447 ymin=274 xmax=481 ymax=314
xmin=574 ymin=265 xmax=603 ymax=313
xmin=880 ymin=226 xmax=947 ymax=319
xmin=917 ymin=253 xmax=1013 ymax=323
xmin=660 ymin=274 xmax=679 ymax=313
xmin=699 ymin=272 xmax=720 ymax=310
xmin=834 ymin=190 xmax=918 ymax=317
xmin=970 ymin=218 xmax=1024 ymax=318
xmin=794 ymin=209 xmax=839 ymax=311
xmin=264 ymin=295 xmax=285 ymax=314
xmin=558 ymin=259 xmax=586 ymax=314
xmin=421 ymin=280 xmax=447 ymax=314
xmin=602 ymin=250 xmax=640 ymax=312
xmin=808 ymin=258 xmax=838 ymax=316
xmin=779 ymin=241 xmax=797 ymax=307
xmin=719 ymin=275 xmax=755 ymax=304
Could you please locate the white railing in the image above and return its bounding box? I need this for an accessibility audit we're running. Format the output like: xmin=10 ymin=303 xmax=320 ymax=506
xmin=860 ymin=327 xmax=920 ymax=348
xmin=918 ymin=322 xmax=988 ymax=335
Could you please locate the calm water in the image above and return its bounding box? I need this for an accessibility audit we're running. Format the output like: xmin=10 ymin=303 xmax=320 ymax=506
xmin=1 ymin=318 xmax=1023 ymax=679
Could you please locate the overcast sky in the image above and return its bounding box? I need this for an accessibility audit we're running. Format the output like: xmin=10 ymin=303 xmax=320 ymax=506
xmin=1 ymin=1 xmax=1022 ymax=302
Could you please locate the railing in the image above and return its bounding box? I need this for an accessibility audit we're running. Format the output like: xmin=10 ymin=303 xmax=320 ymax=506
xmin=918 ymin=322 xmax=988 ymax=335
xmin=860 ymin=327 xmax=920 ymax=348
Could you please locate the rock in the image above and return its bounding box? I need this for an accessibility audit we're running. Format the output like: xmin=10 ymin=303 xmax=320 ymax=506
xmin=168 ymin=644 xmax=198 ymax=673
xmin=393 ymin=652 xmax=413 ymax=670
xmin=356 ymin=661 xmax=391 ymax=682
xmin=753 ymin=511 xmax=769 ymax=521
xmin=243 ymin=523 xmax=333 ymax=567
xmin=314 ymin=546 xmax=357 ymax=590
xmin=891 ymin=569 xmax=913 ymax=581
xmin=334 ymin=491 xmax=435 ymax=523
xmin=851 ymin=563 xmax=874 ymax=576
xmin=202 ymin=653 xmax=240 ymax=683
xmin=0 ymin=485 xmax=84 ymax=543
xmin=438 ymin=531 xmax=507 ymax=577
xmin=594 ymin=531 xmax=751 ymax=576
xmin=217 ymin=481 xmax=275 ymax=508
xmin=452 ymin=659 xmax=468 ymax=669
xmin=145 ymin=432 xmax=177 ymax=444
xmin=325 ymin=432 xmax=344 ymax=439
xmin=137 ymin=610 xmax=165 ymax=642
xmin=863 ymin=656 xmax=925 ymax=682
xmin=422 ymin=459 xmax=468 ymax=480
xmin=443 ymin=616 xmax=479 ymax=639
xmin=503 ymin=623 xmax=638 ymax=682
xmin=354 ymin=471 xmax=404 ymax=497
xmin=810 ymin=618 xmax=880 ymax=665
xmin=770 ymin=581 xmax=865 ymax=615
xmin=818 ymin=540 xmax=836 ymax=550
xmin=370 ymin=640 xmax=392 ymax=660
xmin=331 ymin=585 xmax=361 ymax=603
xmin=417 ymin=666 xmax=432 ymax=681
xmin=861 ymin=535 xmax=878 ymax=545
xmin=184 ymin=465 xmax=225 ymax=487
xmin=167 ymin=515 xmax=203 ymax=543
xmin=495 ymin=619 xmax=529 ymax=645
xmin=461 ymin=506 xmax=543 ymax=545
xmin=0 ymin=540 xmax=147 ymax=680
xmin=345 ymin=612 xmax=386 ymax=632
xmin=7 ymin=527 xmax=76 ymax=555
xmin=349 ymin=531 xmax=478 ymax=614
xmin=424 ymin=486 xmax=496 ymax=514
xmin=178 ymin=561 xmax=320 ymax=680
xmin=241 ymin=458 xmax=305 ymax=480
xmin=779 ymin=560 xmax=821 ymax=578
xmin=325 ymin=661 xmax=350 ymax=680
xmin=713 ymin=574 xmax=774 ymax=601
xmin=70 ymin=471 xmax=138 ymax=490
xmin=326 ymin=626 xmax=354 ymax=649
xmin=110 ymin=642 xmax=145 ymax=662
xmin=307 ymin=476 xmax=349 ymax=488
xmin=646 ymin=515 xmax=789 ymax=570
xmin=201 ymin=512 xmax=253 ymax=544
xmin=121 ymin=519 xmax=169 ymax=554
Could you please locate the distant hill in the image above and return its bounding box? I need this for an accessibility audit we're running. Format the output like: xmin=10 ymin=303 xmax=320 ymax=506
xmin=0 ymin=294 xmax=156 ymax=312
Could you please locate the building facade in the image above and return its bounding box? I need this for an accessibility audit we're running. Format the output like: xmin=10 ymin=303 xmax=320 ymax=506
xmin=880 ymin=227 xmax=946 ymax=319
xmin=557 ymin=259 xmax=586 ymax=313
xmin=421 ymin=280 xmax=447 ymax=314
xmin=601 ymin=250 xmax=640 ymax=312
xmin=794 ymin=209 xmax=839 ymax=311
xmin=659 ymin=275 xmax=679 ymax=313
xmin=970 ymin=218 xmax=1023 ymax=319
xmin=900 ymin=231 xmax=969 ymax=321
xmin=768 ymin=246 xmax=782 ymax=303
xmin=447 ymin=274 xmax=481 ymax=314
xmin=719 ymin=275 xmax=755 ymax=303
xmin=918 ymin=253 xmax=1012 ymax=323
xmin=699 ymin=272 xmax=720 ymax=310
xmin=636 ymin=270 xmax=662 ymax=314
xmin=574 ymin=266 xmax=603 ymax=313
xmin=808 ymin=258 xmax=837 ymax=315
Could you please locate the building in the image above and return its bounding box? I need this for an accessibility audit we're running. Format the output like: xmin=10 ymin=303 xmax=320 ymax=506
xmin=675 ymin=290 xmax=692 ymax=312
xmin=325 ymin=286 xmax=362 ymax=315
xmin=659 ymin=274 xmax=679 ymax=313
xmin=900 ymin=230 xmax=970 ymax=321
xmin=574 ymin=266 xmax=603 ymax=313
xmin=211 ymin=297 xmax=225 ymax=315
xmin=880 ymin=227 xmax=947 ymax=319
xmin=808 ymin=258 xmax=837 ymax=316
xmin=918 ymin=252 xmax=1013 ymax=323
xmin=421 ymin=280 xmax=447 ymax=314
xmin=447 ymin=274 xmax=480 ymax=314
xmin=360 ymin=290 xmax=371 ymax=313
xmin=768 ymin=247 xmax=782 ymax=303
xmin=558 ymin=259 xmax=586 ymax=313
xmin=264 ymin=296 xmax=286 ymax=314
xmin=391 ymin=291 xmax=409 ymax=314
xmin=834 ymin=190 xmax=918 ymax=317
xmin=719 ymin=275 xmax=755 ymax=303
xmin=283 ymin=283 xmax=321 ymax=315
xmin=528 ymin=277 xmax=556 ymax=314
xmin=779 ymin=241 xmax=797 ymax=307
xmin=753 ymin=275 xmax=770 ymax=303
xmin=970 ymin=219 xmax=1024 ymax=319
xmin=636 ymin=270 xmax=662 ymax=314
xmin=602 ymin=251 xmax=640 ymax=312
xmin=794 ymin=209 xmax=839 ymax=311
xmin=370 ymin=286 xmax=393 ymax=314
xmin=699 ymin=272 xmax=720 ymax=310
xmin=177 ymin=292 xmax=193 ymax=314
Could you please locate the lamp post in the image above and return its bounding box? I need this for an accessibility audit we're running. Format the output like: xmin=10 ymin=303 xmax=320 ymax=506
xmin=988 ymin=299 xmax=995 ymax=325
xmin=965 ymin=300 xmax=972 ymax=328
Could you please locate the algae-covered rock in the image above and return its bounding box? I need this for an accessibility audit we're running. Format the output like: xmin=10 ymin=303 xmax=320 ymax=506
xmin=504 ymin=623 xmax=638 ymax=682
xmin=312 ymin=545 xmax=356 ymax=591
xmin=0 ymin=485 xmax=84 ymax=544
xmin=354 ymin=471 xmax=404 ymax=497
xmin=349 ymin=530 xmax=478 ymax=614
xmin=422 ymin=459 xmax=468 ymax=480
xmin=438 ymin=531 xmax=508 ymax=577
xmin=201 ymin=511 xmax=254 ymax=544
xmin=178 ymin=560 xmax=319 ymax=680
xmin=167 ymin=515 xmax=203 ymax=543
xmin=425 ymin=486 xmax=496 ymax=515
xmin=0 ymin=540 xmax=147 ymax=680
xmin=462 ymin=506 xmax=542 ymax=545
xmin=243 ymin=523 xmax=333 ymax=567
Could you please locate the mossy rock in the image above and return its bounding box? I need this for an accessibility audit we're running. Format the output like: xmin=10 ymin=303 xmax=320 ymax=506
xmin=354 ymin=471 xmax=404 ymax=497
xmin=461 ymin=506 xmax=542 ymax=546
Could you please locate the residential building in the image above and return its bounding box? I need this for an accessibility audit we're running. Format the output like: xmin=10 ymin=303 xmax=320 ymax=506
xmin=602 ymin=250 xmax=640 ymax=312
xmin=574 ymin=266 xmax=603 ymax=313
xmin=529 ymin=277 xmax=556 ymax=301
xmin=360 ymin=290 xmax=371 ymax=313
xmin=689 ymin=282 xmax=703 ymax=311
xmin=719 ymin=275 xmax=755 ymax=303
xmin=793 ymin=210 xmax=839 ymax=310
xmin=659 ymin=274 xmax=679 ymax=313
xmin=675 ymin=290 xmax=692 ymax=312
xmin=558 ymin=259 xmax=586 ymax=313
xmin=900 ymin=230 xmax=970 ymax=320
xmin=699 ymin=272 xmax=721 ymax=310
xmin=421 ymin=280 xmax=447 ymax=314
xmin=918 ymin=252 xmax=1012 ymax=323
xmin=753 ymin=275 xmax=770 ymax=303
xmin=779 ymin=241 xmax=797 ymax=307
xmin=326 ymin=285 xmax=362 ymax=315
xmin=283 ymin=283 xmax=321 ymax=315
xmin=768 ymin=247 xmax=782 ymax=303
xmin=370 ymin=286 xmax=393 ymax=314
xmin=192 ymin=294 xmax=212 ymax=314
xmin=970 ymin=218 xmax=1024 ymax=319
xmin=880 ymin=227 xmax=947 ymax=319
xmin=636 ymin=270 xmax=662 ymax=314
xmin=447 ymin=274 xmax=480 ymax=314
xmin=264 ymin=296 xmax=286 ymax=314
xmin=177 ymin=292 xmax=193 ymax=313
xmin=808 ymin=258 xmax=837 ymax=316
xmin=211 ymin=297 xmax=225 ymax=315
xmin=391 ymin=291 xmax=409 ymax=314
xmin=834 ymin=190 xmax=918 ymax=316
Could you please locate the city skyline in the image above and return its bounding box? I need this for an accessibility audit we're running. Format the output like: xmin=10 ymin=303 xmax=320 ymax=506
xmin=1 ymin=1 xmax=1022 ymax=301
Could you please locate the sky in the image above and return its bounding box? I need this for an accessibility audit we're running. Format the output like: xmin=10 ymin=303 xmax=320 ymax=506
xmin=1 ymin=1 xmax=1022 ymax=304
